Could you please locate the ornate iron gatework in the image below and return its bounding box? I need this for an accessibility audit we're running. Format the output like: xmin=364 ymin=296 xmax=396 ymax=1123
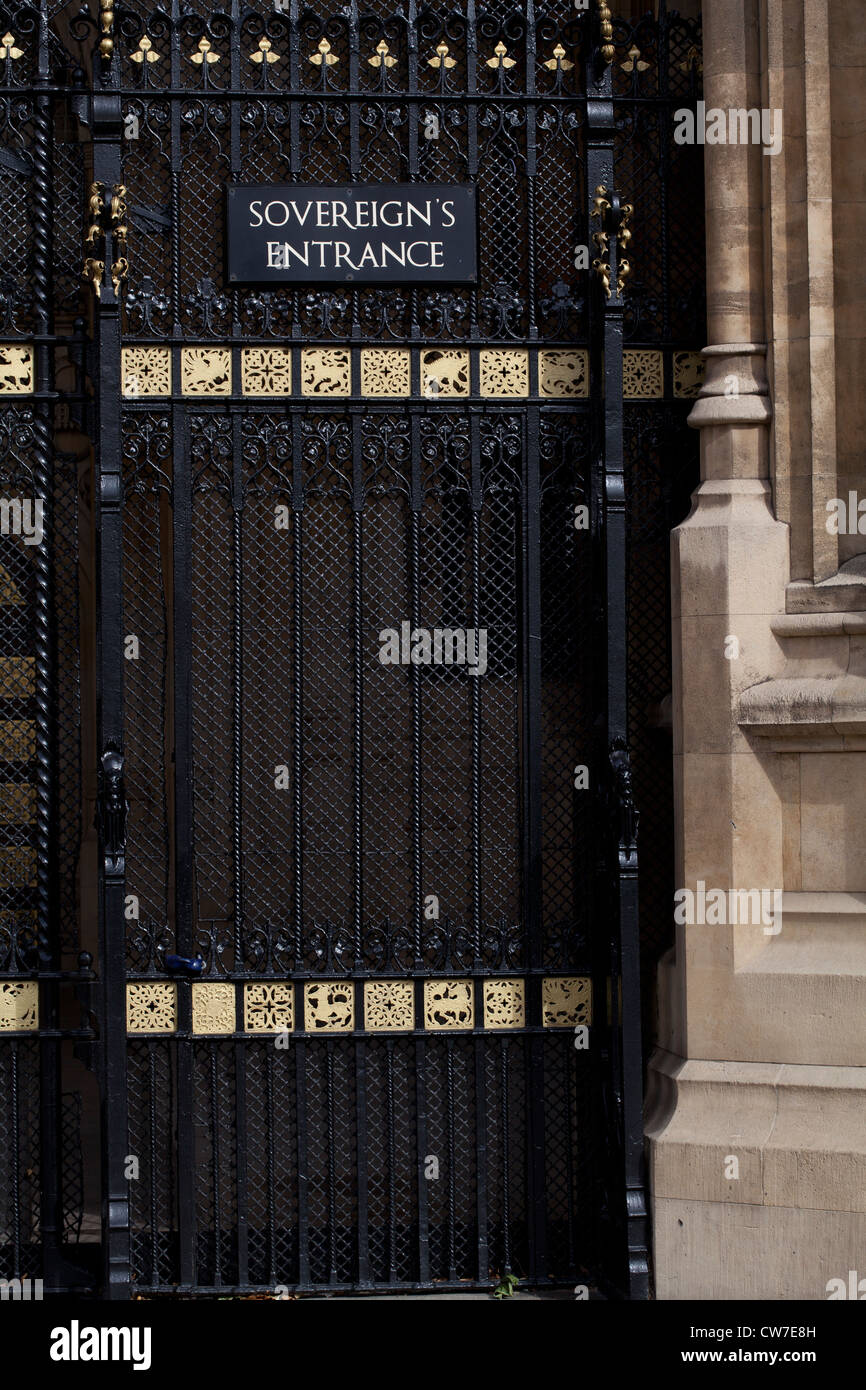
xmin=0 ymin=0 xmax=703 ymax=1298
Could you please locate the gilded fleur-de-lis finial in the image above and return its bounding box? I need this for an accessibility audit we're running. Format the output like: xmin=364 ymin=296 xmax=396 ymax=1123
xmin=131 ymin=34 xmax=160 ymax=64
xmin=543 ymin=42 xmax=573 ymax=73
xmin=0 ymin=32 xmax=23 ymax=60
xmin=368 ymin=39 xmax=396 ymax=68
xmin=251 ymin=36 xmax=279 ymax=64
xmin=309 ymin=37 xmax=338 ymax=67
xmin=621 ymin=44 xmax=650 ymax=73
xmin=190 ymin=36 xmax=219 ymax=65
xmin=486 ymin=40 xmax=515 ymax=69
xmin=678 ymin=44 xmax=702 ymax=75
xmin=427 ymin=42 xmax=455 ymax=70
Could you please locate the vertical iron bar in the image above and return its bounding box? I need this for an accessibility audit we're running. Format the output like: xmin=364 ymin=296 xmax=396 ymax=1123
xmin=232 ymin=418 xmax=243 ymax=967
xmin=173 ymin=403 xmax=196 ymax=1288
xmin=414 ymin=1036 xmax=430 ymax=1283
xmin=523 ymin=402 xmax=547 ymax=1281
xmin=292 ymin=417 xmax=304 ymax=970
xmin=33 ymin=2 xmax=60 ymax=1293
xmin=295 ymin=1034 xmax=310 ymax=1287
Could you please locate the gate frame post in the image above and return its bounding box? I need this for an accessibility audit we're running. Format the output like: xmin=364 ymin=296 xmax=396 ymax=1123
xmin=90 ymin=52 xmax=132 ymax=1299
xmin=585 ymin=29 xmax=649 ymax=1300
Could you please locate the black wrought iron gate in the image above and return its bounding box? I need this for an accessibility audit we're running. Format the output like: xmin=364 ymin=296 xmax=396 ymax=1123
xmin=0 ymin=0 xmax=703 ymax=1299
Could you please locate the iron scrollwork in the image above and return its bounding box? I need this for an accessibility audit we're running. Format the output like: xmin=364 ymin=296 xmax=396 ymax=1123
xmin=82 ymin=182 xmax=129 ymax=300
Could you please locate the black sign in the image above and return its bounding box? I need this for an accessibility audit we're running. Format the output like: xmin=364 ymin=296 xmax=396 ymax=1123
xmin=226 ymin=183 xmax=476 ymax=284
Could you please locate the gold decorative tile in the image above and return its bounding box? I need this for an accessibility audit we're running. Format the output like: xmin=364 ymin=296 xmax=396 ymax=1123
xmin=542 ymin=976 xmax=592 ymax=1028
xmin=623 ymin=349 xmax=663 ymax=399
xmin=122 ymin=346 xmax=171 ymax=398
xmin=0 ymin=344 xmax=34 ymax=395
xmin=241 ymin=347 xmax=292 ymax=396
xmin=364 ymin=980 xmax=415 ymax=1032
xmin=483 ymin=978 xmax=525 ymax=1029
xmin=479 ymin=349 xmax=529 ymax=398
xmin=538 ymin=349 xmax=588 ymax=398
xmin=191 ymin=982 xmax=236 ymax=1034
xmin=180 ymin=347 xmax=231 ymax=396
xmin=360 ymin=348 xmax=411 ymax=397
xmin=673 ymin=349 xmax=705 ymax=399
xmin=300 ymin=348 xmax=351 ymax=397
xmin=424 ymin=979 xmax=474 ymax=1030
xmin=126 ymin=982 xmax=177 ymax=1034
xmin=244 ymin=982 xmax=294 ymax=1033
xmin=0 ymin=979 xmax=38 ymax=1031
xmin=421 ymin=349 xmax=470 ymax=398
xmin=304 ymin=980 xmax=354 ymax=1032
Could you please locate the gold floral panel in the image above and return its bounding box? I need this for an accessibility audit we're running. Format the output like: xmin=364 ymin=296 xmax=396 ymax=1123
xmin=0 ymin=979 xmax=38 ymax=1031
xmin=121 ymin=346 xmax=171 ymax=398
xmin=479 ymin=349 xmax=529 ymax=398
xmin=241 ymin=347 xmax=292 ymax=397
xmin=622 ymin=349 xmax=663 ymax=399
xmin=424 ymin=979 xmax=474 ymax=1031
xmin=364 ymin=980 xmax=415 ymax=1032
xmin=0 ymin=344 xmax=34 ymax=395
xmin=180 ymin=348 xmax=231 ymax=396
xmin=126 ymin=982 xmax=177 ymax=1034
xmin=244 ymin=982 xmax=294 ymax=1033
xmin=304 ymin=981 xmax=354 ymax=1032
xmin=542 ymin=976 xmax=592 ymax=1028
xmin=191 ymin=982 xmax=236 ymax=1034
xmin=483 ymin=978 xmax=525 ymax=1030
xmin=421 ymin=349 xmax=470 ymax=398
xmin=538 ymin=349 xmax=588 ymax=399
xmin=360 ymin=348 xmax=411 ymax=398
xmin=673 ymin=350 xmax=705 ymax=399
xmin=300 ymin=348 xmax=351 ymax=397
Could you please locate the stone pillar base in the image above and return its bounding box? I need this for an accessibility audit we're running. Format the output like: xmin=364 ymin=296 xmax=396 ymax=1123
xmin=646 ymin=1049 xmax=866 ymax=1300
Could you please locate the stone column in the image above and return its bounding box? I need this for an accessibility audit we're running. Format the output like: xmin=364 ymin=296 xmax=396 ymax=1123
xmin=646 ymin=0 xmax=866 ymax=1299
